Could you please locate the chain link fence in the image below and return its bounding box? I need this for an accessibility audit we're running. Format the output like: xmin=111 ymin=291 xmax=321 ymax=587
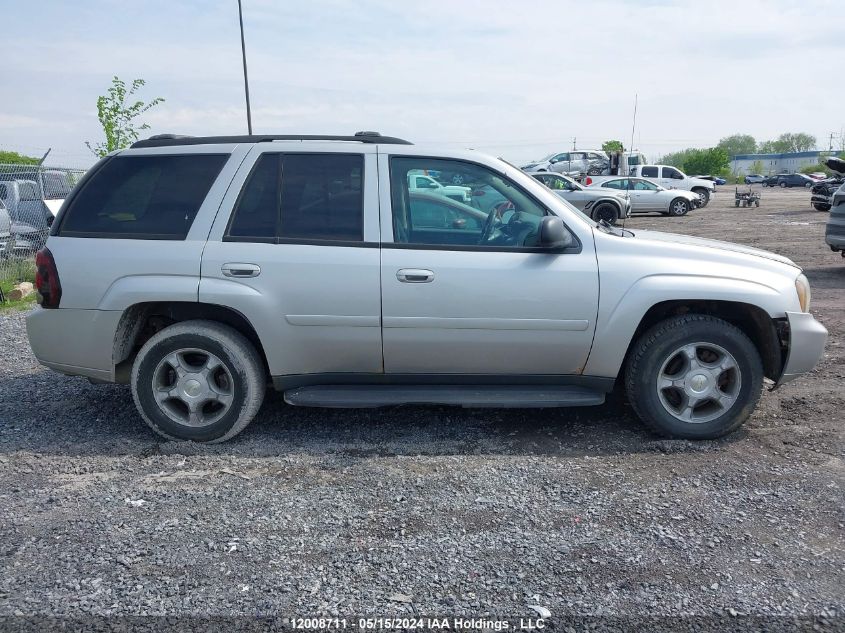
xmin=0 ymin=163 xmax=87 ymax=303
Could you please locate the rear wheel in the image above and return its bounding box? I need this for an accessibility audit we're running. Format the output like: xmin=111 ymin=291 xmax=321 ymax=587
xmin=625 ymin=315 xmax=763 ymax=439
xmin=591 ymin=202 xmax=619 ymax=224
xmin=670 ymin=198 xmax=690 ymax=216
xmin=779 ymin=181 xmax=787 ymax=188
xmin=131 ymin=320 xmax=266 ymax=443
xmin=813 ymin=203 xmax=831 ymax=212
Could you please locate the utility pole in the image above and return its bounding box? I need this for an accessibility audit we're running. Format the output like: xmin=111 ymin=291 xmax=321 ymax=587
xmin=237 ymin=0 xmax=253 ymax=134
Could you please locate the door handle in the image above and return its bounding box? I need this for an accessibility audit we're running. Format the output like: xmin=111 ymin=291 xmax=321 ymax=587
xmin=222 ymin=263 xmax=261 ymax=278
xmin=396 ymin=268 xmax=434 ymax=283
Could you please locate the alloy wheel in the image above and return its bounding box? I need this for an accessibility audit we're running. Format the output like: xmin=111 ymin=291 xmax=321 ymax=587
xmin=655 ymin=342 xmax=741 ymax=424
xmin=151 ymin=348 xmax=234 ymax=427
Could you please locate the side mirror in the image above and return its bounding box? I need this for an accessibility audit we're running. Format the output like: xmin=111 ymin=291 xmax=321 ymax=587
xmin=539 ymin=216 xmax=572 ymax=249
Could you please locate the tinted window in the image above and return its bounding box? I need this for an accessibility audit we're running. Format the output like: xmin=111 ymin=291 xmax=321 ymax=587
xmin=60 ymin=155 xmax=227 ymax=238
xmin=280 ymin=154 xmax=363 ymax=241
xmin=602 ymin=179 xmax=625 ymax=189
xmin=391 ymin=157 xmax=549 ymax=249
xmin=641 ymin=166 xmax=659 ymax=178
xmin=663 ymin=167 xmax=683 ymax=179
xmin=0 ymin=184 xmax=6 ymax=199
xmin=227 ymin=154 xmax=280 ymax=239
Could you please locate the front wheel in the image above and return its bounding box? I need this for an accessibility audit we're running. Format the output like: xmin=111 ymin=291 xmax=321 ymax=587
xmin=805 ymin=182 xmax=812 ymax=189
xmin=591 ymin=202 xmax=619 ymax=224
xmin=625 ymin=315 xmax=763 ymax=439
xmin=131 ymin=320 xmax=266 ymax=443
xmin=813 ymin=203 xmax=831 ymax=212
xmin=670 ymin=198 xmax=690 ymax=216
xmin=779 ymin=181 xmax=787 ymax=188
xmin=692 ymin=188 xmax=710 ymax=207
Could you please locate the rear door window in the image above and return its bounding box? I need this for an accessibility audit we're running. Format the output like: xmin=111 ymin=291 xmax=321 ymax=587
xmin=280 ymin=154 xmax=363 ymax=242
xmin=641 ymin=166 xmax=659 ymax=178
xmin=59 ymin=154 xmax=227 ymax=239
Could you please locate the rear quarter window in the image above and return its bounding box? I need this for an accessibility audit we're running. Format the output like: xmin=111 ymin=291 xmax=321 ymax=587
xmin=58 ymin=154 xmax=228 ymax=239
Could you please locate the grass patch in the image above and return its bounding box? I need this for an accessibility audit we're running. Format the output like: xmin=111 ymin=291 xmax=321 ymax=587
xmin=0 ymin=258 xmax=37 ymax=311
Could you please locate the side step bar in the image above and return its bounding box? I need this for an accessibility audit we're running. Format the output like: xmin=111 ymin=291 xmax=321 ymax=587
xmin=284 ymin=385 xmax=605 ymax=408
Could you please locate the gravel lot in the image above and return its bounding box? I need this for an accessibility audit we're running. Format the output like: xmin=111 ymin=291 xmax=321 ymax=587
xmin=0 ymin=187 xmax=842 ymax=629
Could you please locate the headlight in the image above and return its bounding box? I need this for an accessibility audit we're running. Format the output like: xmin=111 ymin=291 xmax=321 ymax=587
xmin=795 ymin=273 xmax=811 ymax=312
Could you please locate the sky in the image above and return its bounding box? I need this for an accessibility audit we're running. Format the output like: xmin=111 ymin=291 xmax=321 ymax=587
xmin=2 ymin=0 xmax=844 ymax=168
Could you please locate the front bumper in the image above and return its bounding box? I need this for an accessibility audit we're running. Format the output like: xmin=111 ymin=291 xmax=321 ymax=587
xmin=774 ymin=311 xmax=828 ymax=387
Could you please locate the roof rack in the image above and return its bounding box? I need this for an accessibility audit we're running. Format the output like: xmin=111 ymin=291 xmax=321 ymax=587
xmin=130 ymin=131 xmax=412 ymax=149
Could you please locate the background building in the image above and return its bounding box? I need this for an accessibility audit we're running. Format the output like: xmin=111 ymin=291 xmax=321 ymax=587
xmin=730 ymin=150 xmax=832 ymax=176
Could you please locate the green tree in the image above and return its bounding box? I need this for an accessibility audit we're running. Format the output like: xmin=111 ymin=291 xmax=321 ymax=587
xmin=717 ymin=134 xmax=756 ymax=158
xmin=757 ymin=132 xmax=817 ymax=154
xmin=659 ymin=148 xmax=696 ymax=169
xmin=756 ymin=140 xmax=777 ymax=154
xmin=601 ymin=140 xmax=624 ymax=154
xmin=0 ymin=150 xmax=40 ymax=165
xmin=682 ymin=147 xmax=730 ymax=176
xmin=86 ymin=76 xmax=165 ymax=157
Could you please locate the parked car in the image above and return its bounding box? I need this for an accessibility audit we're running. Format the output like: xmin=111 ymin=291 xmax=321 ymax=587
xmin=0 ymin=168 xmax=75 ymax=201
xmin=627 ymin=165 xmax=716 ymax=207
xmin=811 ymin=178 xmax=844 ymax=212
xmin=407 ymin=171 xmax=472 ymax=203
xmin=692 ymin=175 xmax=727 ymax=185
xmin=529 ymin=172 xmax=630 ymax=223
xmin=0 ymin=199 xmax=45 ymax=257
xmin=807 ymin=172 xmax=828 ymax=181
xmin=825 ymin=182 xmax=845 ymax=257
xmin=586 ymin=176 xmax=701 ymax=216
xmin=0 ymin=179 xmax=54 ymax=228
xmin=763 ymin=173 xmax=814 ymax=188
xmin=521 ymin=150 xmax=609 ymax=179
xmin=0 ymin=199 xmax=10 ymax=243
xmin=744 ymin=174 xmax=765 ymax=184
xmin=27 ymin=131 xmax=826 ymax=444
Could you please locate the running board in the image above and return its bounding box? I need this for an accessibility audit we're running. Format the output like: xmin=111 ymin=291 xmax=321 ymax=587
xmin=283 ymin=385 xmax=605 ymax=408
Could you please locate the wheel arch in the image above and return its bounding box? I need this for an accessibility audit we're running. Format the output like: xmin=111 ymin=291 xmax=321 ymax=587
xmin=621 ymin=300 xmax=784 ymax=382
xmin=112 ymin=301 xmax=270 ymax=383
xmin=584 ymin=277 xmax=788 ymax=382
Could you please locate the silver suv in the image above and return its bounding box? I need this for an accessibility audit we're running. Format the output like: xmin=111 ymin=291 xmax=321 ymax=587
xmin=27 ymin=132 xmax=827 ymax=443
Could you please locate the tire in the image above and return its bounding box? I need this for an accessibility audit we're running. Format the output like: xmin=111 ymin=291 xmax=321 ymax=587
xmin=779 ymin=181 xmax=787 ymax=188
xmin=754 ymin=200 xmax=760 ymax=207
xmin=813 ymin=203 xmax=830 ymax=212
xmin=131 ymin=320 xmax=266 ymax=443
xmin=734 ymin=200 xmax=740 ymax=207
xmin=624 ymin=314 xmax=763 ymax=440
xmin=692 ymin=188 xmax=710 ymax=207
xmin=669 ymin=197 xmax=690 ymax=216
xmin=804 ymin=182 xmax=812 ymax=189
xmin=591 ymin=202 xmax=619 ymax=224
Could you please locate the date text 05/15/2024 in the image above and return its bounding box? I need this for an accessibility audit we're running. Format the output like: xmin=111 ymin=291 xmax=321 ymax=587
xmin=290 ymin=617 xmax=547 ymax=631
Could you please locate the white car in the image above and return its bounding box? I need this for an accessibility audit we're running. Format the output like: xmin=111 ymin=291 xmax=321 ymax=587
xmin=586 ymin=177 xmax=701 ymax=216
xmin=627 ymin=165 xmax=716 ymax=207
xmin=407 ymin=172 xmax=472 ymax=203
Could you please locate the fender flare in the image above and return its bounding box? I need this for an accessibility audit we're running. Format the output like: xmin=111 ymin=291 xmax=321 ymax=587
xmin=583 ymin=274 xmax=786 ymax=378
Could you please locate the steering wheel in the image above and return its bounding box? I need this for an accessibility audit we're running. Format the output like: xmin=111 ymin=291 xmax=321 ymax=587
xmin=479 ymin=207 xmax=498 ymax=244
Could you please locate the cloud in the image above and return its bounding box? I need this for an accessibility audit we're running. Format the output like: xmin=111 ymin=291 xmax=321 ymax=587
xmin=2 ymin=0 xmax=844 ymax=166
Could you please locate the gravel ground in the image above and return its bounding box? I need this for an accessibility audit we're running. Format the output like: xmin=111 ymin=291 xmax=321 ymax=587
xmin=0 ymin=187 xmax=842 ymax=630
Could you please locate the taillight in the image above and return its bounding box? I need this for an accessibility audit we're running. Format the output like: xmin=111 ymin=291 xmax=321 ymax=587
xmin=585 ymin=177 xmax=593 ymax=185
xmin=34 ymin=247 xmax=62 ymax=308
